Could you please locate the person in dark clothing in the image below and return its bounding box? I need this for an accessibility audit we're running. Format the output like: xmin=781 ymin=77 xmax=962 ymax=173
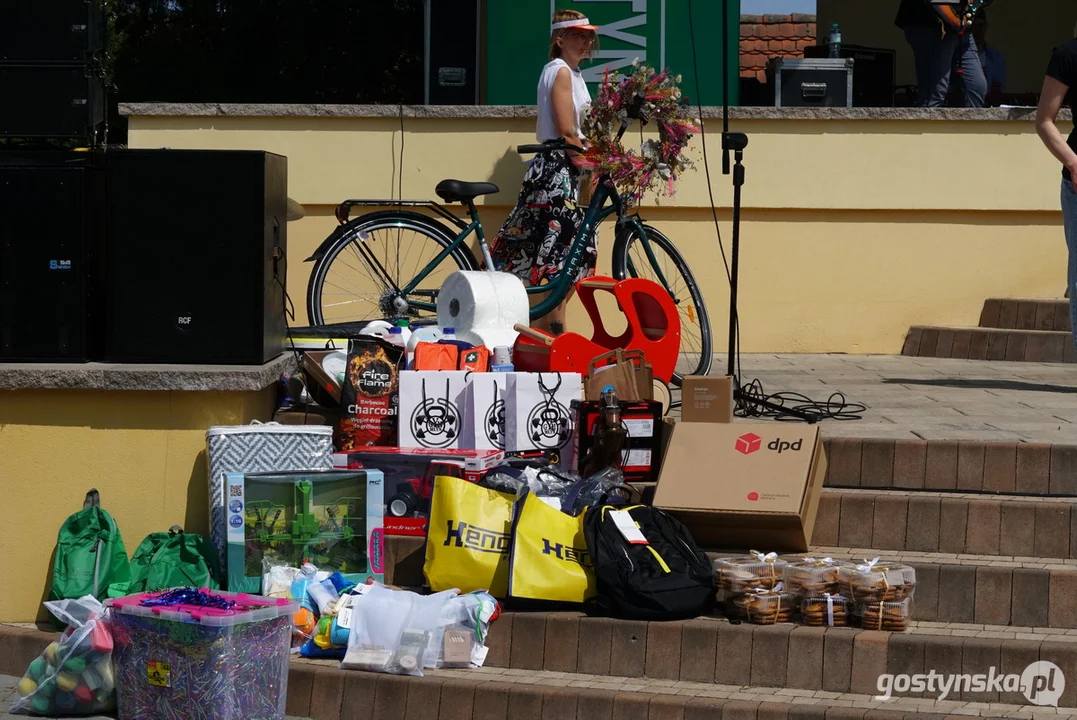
xmin=1036 ymin=30 xmax=1077 ymax=352
xmin=895 ymin=0 xmax=987 ymax=107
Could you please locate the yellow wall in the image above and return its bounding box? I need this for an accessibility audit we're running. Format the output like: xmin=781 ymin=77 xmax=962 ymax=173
xmin=1 ymin=387 xmax=276 ymax=622
xmin=817 ymin=0 xmax=1076 ymax=95
xmin=127 ymin=112 xmax=1072 ymax=354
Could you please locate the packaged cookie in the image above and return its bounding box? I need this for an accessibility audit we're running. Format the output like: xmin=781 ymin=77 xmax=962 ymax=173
xmin=783 ymin=557 xmax=852 ymax=596
xmin=800 ymin=594 xmax=849 ymax=627
xmin=725 ymin=585 xmax=798 ymax=625
xmin=714 ymin=551 xmax=787 ymax=594
xmin=839 ymin=559 xmax=916 ymax=602
xmin=855 ymin=598 xmax=911 ymax=632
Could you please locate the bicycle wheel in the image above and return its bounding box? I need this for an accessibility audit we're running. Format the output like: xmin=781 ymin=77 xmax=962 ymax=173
xmin=611 ymin=223 xmax=713 ymax=386
xmin=306 ymin=210 xmax=478 ymax=326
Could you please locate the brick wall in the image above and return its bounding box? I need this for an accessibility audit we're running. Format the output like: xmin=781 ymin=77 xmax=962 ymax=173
xmin=740 ymin=13 xmax=818 ymax=83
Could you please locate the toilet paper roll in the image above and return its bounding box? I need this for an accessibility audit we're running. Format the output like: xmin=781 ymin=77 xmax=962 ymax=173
xmin=437 ymin=271 xmax=529 ymax=349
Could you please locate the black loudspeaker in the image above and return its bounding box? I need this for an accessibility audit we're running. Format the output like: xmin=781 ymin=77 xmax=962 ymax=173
xmin=0 ymin=65 xmax=105 ymax=138
xmin=805 ymin=44 xmax=897 ymax=107
xmin=0 ymin=151 xmax=103 ymax=361
xmin=425 ymin=0 xmax=479 ymax=104
xmin=0 ymin=0 xmax=105 ymax=63
xmin=102 ymin=150 xmax=288 ymax=365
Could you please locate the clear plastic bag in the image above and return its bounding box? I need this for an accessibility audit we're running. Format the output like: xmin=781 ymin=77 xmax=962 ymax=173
xmin=12 ymin=596 xmax=115 ymax=716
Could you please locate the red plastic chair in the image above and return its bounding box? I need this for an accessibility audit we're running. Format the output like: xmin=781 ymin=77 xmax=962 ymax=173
xmin=512 ymin=276 xmax=682 ymax=383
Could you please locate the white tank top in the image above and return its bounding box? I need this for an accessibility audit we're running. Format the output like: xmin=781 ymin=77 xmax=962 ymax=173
xmin=536 ymin=58 xmax=591 ymax=142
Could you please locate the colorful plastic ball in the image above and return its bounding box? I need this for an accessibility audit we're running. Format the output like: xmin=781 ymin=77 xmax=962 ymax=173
xmin=63 ymin=656 xmax=87 ymax=674
xmin=56 ymin=671 xmax=79 ymax=692
xmin=55 ymin=690 xmax=76 ymax=709
xmin=73 ymin=684 xmax=93 ymax=703
xmin=31 ymin=694 xmax=52 ymax=714
xmin=98 ymin=661 xmax=114 ymax=688
xmin=44 ymin=642 xmax=59 ymax=665
xmin=89 ymin=650 xmax=102 ymax=664
xmin=16 ymin=677 xmax=37 ymax=696
xmin=28 ymin=657 xmax=46 ymax=680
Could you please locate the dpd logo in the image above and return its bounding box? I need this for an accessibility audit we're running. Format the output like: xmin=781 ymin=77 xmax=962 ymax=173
xmin=735 ymin=433 xmax=761 ymax=455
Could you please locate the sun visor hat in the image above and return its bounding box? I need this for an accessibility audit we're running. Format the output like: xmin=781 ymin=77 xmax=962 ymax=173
xmin=552 ymin=17 xmax=599 ymax=32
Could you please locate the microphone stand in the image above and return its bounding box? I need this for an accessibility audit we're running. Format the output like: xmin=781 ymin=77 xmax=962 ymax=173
xmin=719 ymin=0 xmax=815 ymax=422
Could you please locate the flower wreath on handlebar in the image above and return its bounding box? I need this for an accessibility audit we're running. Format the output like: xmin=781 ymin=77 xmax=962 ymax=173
xmin=578 ymin=61 xmax=700 ymax=208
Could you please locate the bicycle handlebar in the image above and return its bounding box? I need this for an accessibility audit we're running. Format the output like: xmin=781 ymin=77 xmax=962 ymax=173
xmin=517 ymin=140 xmax=586 ymax=155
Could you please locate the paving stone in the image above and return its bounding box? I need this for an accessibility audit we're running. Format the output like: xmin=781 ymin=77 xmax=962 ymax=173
xmin=540 ymin=685 xmax=578 ymax=720
xmin=906 ymin=496 xmax=942 ymax=553
xmin=472 ymin=681 xmax=511 ymax=720
xmin=822 ymin=628 xmax=858 ymax=694
xmin=512 ymin=614 xmax=549 ymax=671
xmin=757 ymin=700 xmax=792 ymax=720
xmin=1010 ymin=569 xmax=1050 ymax=628
xmin=1036 ymin=641 xmax=1077 ymax=707
xmin=544 ymin=613 xmax=582 ymax=673
xmin=980 ymin=299 xmax=1002 ymax=328
xmin=509 ymin=684 xmax=545 ymax=720
xmin=679 ymin=619 xmax=719 ymax=684
xmin=574 ymin=689 xmax=614 ymax=720
xmin=309 ymin=667 xmax=347 ymax=720
xmin=886 ymin=633 xmax=927 ymax=698
xmin=787 ymin=627 xmax=826 ymax=691
xmin=1035 ymin=503 xmax=1072 ymax=559
xmin=405 ymin=677 xmax=444 ymax=720
xmin=964 ymin=501 xmax=1001 ymax=556
xmin=911 ymin=564 xmax=940 ymax=622
xmin=814 ymin=493 xmax=841 ymax=547
xmin=339 ymin=671 xmax=379 ymax=720
xmin=871 ymin=495 xmax=909 ymax=551
xmin=722 ymin=699 xmax=763 ymax=720
xmin=750 ymin=624 xmax=792 ymax=688
xmin=649 ymin=694 xmax=690 ymax=720
xmin=925 ymin=442 xmax=959 ymax=491
xmin=849 ymin=631 xmax=890 ymax=696
xmin=960 ymin=638 xmax=1002 ymax=702
xmin=938 ymin=499 xmax=969 ymax=554
xmin=973 ymin=567 xmax=1012 ymax=627
xmin=610 ymin=620 xmax=648 ymax=678
xmin=839 ymin=494 xmax=876 ymax=548
xmin=922 ymin=636 xmax=964 ymax=699
xmin=956 ymin=442 xmax=986 ymax=491
xmin=999 ymin=503 xmax=1036 ymax=558
xmin=486 ymin=613 xmax=514 ymax=668
xmin=951 ymin=329 xmax=973 ymax=360
xmin=1052 ymin=446 xmax=1077 ymax=495
xmin=1048 ymin=572 xmax=1077 ymax=629
xmin=645 ymin=620 xmax=684 ymax=680
xmin=892 ymin=441 xmax=927 ymax=489
xmin=828 ymin=439 xmax=864 ymax=486
xmin=612 ymin=692 xmax=652 ymax=720
xmin=861 ymin=440 xmax=896 ymax=488
xmin=1016 ymin=444 xmax=1052 ymax=495
xmin=286 ymin=664 xmax=316 ymax=718
xmin=684 ymin=697 xmax=729 ymax=720
xmin=578 ymin=618 xmax=613 ymax=675
xmin=371 ymin=674 xmax=411 ymax=720
xmin=716 ymin=622 xmax=754 ymax=687
xmin=938 ymin=566 xmax=976 ymax=624
xmin=999 ymin=639 xmax=1041 ymax=705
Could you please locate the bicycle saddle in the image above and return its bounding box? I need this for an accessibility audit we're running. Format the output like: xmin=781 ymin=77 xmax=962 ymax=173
xmin=435 ymin=179 xmax=500 ymax=203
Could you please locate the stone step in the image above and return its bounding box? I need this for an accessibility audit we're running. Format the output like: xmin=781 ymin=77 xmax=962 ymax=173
xmin=2 ymin=623 xmax=1069 ymax=718
xmin=285 ymin=660 xmax=1071 ymax=719
xmin=980 ymin=298 xmax=1072 ymax=333
xmin=384 ymin=536 xmax=1077 ymax=629
xmin=901 ymin=326 xmax=1076 ymax=363
xmin=814 ymin=488 xmax=1077 ymax=558
xmin=822 ymin=438 xmax=1077 ymax=496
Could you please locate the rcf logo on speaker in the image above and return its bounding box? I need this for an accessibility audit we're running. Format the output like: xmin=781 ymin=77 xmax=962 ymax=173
xmin=735 ymin=432 xmax=804 ymax=455
xmin=48 ymin=260 xmax=72 ymax=271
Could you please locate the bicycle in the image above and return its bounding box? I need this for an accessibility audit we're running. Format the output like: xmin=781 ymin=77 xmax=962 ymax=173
xmin=304 ymin=102 xmax=712 ymax=386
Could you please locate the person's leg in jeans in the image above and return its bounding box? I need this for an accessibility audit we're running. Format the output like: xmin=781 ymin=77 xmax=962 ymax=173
xmin=904 ymin=26 xmax=934 ymax=106
xmin=924 ymin=31 xmax=961 ymax=107
xmin=955 ymin=33 xmax=987 ymax=107
xmin=1061 ymin=180 xmax=1077 ymax=352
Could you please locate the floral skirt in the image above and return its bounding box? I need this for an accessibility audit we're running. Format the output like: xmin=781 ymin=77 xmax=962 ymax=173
xmin=489 ymin=149 xmax=598 ymax=286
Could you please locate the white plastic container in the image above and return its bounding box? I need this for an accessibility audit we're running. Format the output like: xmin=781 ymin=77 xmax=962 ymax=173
xmin=360 ymin=320 xmax=393 ymax=339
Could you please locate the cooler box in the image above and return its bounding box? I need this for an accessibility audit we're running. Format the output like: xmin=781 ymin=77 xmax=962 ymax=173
xmin=109 ymin=589 xmax=299 ymax=720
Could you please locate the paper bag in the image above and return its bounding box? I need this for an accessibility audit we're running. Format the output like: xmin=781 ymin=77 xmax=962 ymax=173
xmin=398 ymin=371 xmax=470 ymax=449
xmin=505 ymin=372 xmax=582 ymax=462
xmin=463 ymin=373 xmax=508 ymax=450
xmin=584 ymin=349 xmax=652 ymax=402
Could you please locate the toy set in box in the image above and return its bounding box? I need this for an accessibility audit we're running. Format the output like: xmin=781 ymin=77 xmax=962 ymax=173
xmin=223 ymin=470 xmax=384 ymax=593
xmin=109 ymin=589 xmax=298 ymax=720
xmin=569 ymin=399 xmax=663 ymax=484
xmin=333 ymin=447 xmax=504 ymax=536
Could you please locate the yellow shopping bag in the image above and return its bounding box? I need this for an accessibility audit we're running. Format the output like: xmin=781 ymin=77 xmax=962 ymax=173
xmin=424 ymin=475 xmax=515 ymax=598
xmin=508 ymin=491 xmax=597 ymax=604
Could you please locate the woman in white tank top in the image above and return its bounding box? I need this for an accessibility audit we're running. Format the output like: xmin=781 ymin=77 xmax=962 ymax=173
xmin=489 ymin=9 xmax=599 ymax=336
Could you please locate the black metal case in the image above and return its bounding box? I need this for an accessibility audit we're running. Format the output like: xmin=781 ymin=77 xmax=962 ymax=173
xmin=771 ymin=58 xmax=854 ymax=108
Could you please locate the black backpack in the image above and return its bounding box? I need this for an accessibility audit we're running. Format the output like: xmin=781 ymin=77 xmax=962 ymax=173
xmin=583 ymin=504 xmax=716 ymax=621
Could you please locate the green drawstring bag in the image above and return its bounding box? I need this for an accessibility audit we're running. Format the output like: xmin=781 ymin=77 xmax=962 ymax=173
xmin=125 ymin=525 xmax=223 ymax=594
xmin=49 ymin=489 xmax=131 ymax=610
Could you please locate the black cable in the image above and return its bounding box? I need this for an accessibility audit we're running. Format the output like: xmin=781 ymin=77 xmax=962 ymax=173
xmin=685 ymin=0 xmax=865 ymax=424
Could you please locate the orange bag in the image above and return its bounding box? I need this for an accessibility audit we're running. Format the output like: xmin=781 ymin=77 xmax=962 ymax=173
xmin=458 ymin=346 xmax=490 ymax=372
xmin=413 ymin=342 xmax=459 ymax=370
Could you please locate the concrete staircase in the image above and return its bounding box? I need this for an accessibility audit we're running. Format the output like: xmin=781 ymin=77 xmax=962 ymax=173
xmin=6 ymin=439 xmax=1077 ymax=717
xmin=903 ymin=298 xmax=1075 ymax=363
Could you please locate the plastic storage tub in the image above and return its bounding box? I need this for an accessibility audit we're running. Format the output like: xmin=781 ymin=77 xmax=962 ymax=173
xmin=109 ymin=589 xmax=299 ymax=720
